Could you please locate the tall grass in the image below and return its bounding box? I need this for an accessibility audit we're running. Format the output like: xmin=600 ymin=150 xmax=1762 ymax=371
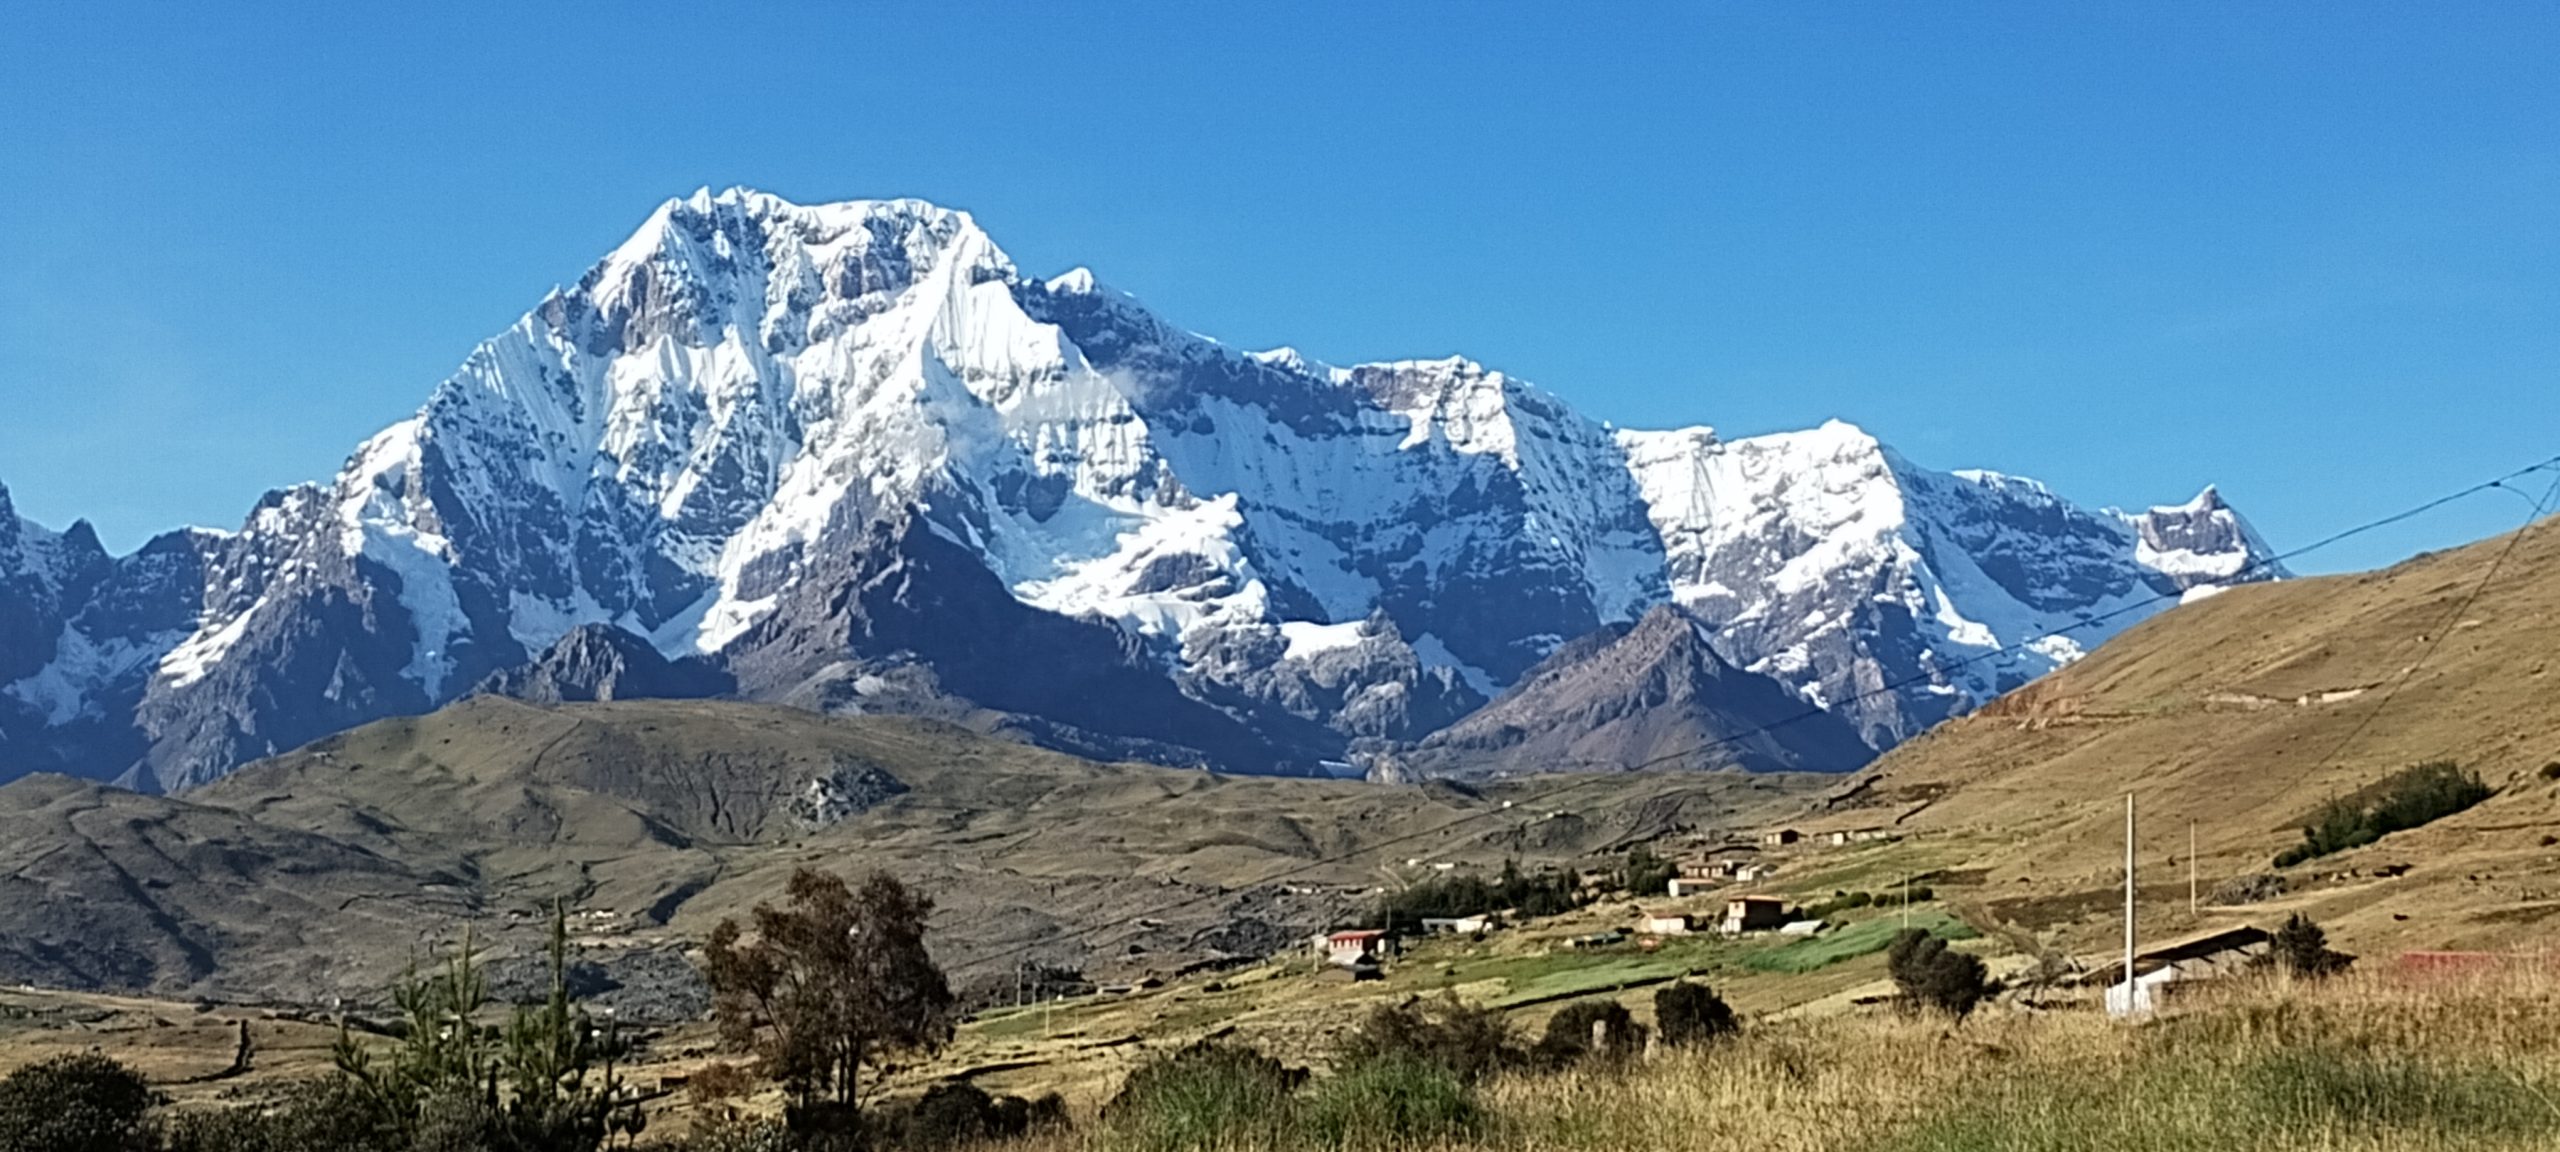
xmin=1051 ymin=970 xmax=2560 ymax=1152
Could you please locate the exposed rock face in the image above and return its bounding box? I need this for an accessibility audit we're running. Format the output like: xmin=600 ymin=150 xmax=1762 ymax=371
xmin=475 ymin=623 xmax=733 ymax=704
xmin=790 ymin=759 xmax=909 ymax=830
xmin=1406 ymin=605 xmax=1876 ymax=777
xmin=0 ymin=190 xmax=2283 ymax=788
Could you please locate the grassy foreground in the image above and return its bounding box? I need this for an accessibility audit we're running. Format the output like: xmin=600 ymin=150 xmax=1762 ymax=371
xmin=1007 ymin=970 xmax=2560 ymax=1152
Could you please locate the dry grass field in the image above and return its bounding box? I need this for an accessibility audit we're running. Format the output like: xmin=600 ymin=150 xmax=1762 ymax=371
xmin=934 ymin=967 xmax=2560 ymax=1152
xmin=1800 ymin=518 xmax=2560 ymax=965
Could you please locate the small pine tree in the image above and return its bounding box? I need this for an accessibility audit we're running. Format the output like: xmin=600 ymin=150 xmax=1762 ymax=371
xmin=332 ymin=910 xmax=639 ymax=1151
xmin=2271 ymin=912 xmax=2353 ymax=978
xmin=1653 ymin=981 xmax=1739 ymax=1048
xmin=334 ymin=926 xmax=500 ymax=1140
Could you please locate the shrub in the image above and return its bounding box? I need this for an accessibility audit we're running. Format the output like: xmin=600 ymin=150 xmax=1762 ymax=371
xmin=1299 ymin=1054 xmax=1478 ymax=1148
xmin=683 ymin=1061 xmax=756 ymax=1108
xmin=157 ymin=1079 xmax=401 ymax=1152
xmin=1887 ymin=929 xmax=1991 ymax=1019
xmin=0 ymin=1053 xmax=155 ymax=1152
xmin=868 ymin=1082 xmax=1065 ymax=1151
xmin=2275 ymin=761 xmax=2492 ymax=867
xmin=1335 ymin=995 xmax=1522 ymax=1085
xmin=1103 ymin=1040 xmax=1304 ymax=1152
xmin=1803 ymin=888 xmax=1935 ymax=920
xmin=1654 ymin=981 xmax=1739 ymax=1048
xmin=2542 ymin=761 xmax=2560 ymax=782
xmin=2210 ymin=873 xmax=2287 ymax=905
xmin=2271 ymin=913 xmax=2354 ymax=978
xmin=652 ymin=1113 xmax=792 ymax=1152
xmin=1535 ymin=1001 xmax=1646 ymax=1067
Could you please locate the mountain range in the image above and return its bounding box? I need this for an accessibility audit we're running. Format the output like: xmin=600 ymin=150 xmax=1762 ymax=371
xmin=0 ymin=188 xmax=2280 ymax=791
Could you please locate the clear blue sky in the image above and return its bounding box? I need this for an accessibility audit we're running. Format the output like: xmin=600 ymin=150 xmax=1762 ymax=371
xmin=4 ymin=3 xmax=2555 ymax=572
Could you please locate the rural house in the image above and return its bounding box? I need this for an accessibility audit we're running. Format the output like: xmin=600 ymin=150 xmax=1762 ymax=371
xmin=2090 ymin=925 xmax=2272 ymax=1016
xmin=1723 ymin=895 xmax=1790 ymax=934
xmin=1312 ymin=929 xmax=1396 ymax=968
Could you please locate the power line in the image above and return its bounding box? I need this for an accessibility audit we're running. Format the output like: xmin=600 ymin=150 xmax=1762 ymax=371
xmin=2272 ymin=469 xmax=2560 ymax=797
xmin=931 ymin=451 xmax=2560 ymax=978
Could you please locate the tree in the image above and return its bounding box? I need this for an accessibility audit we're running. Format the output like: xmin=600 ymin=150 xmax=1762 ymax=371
xmin=702 ymin=869 xmax=956 ymax=1136
xmin=0 ymin=1053 xmax=154 ymax=1152
xmin=1535 ymin=1001 xmax=1646 ymax=1066
xmin=1653 ymin=981 xmax=1738 ymax=1048
xmin=1887 ymin=929 xmax=1990 ymax=1020
xmin=2271 ymin=913 xmax=2354 ymax=978
xmin=333 ymin=927 xmax=500 ymax=1141
xmin=331 ymin=910 xmax=640 ymax=1151
xmin=1618 ymin=847 xmax=1677 ymax=897
xmin=501 ymin=907 xmax=644 ymax=1148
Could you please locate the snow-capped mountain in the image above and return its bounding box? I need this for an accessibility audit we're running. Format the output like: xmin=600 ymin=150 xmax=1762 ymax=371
xmin=0 ymin=189 xmax=2281 ymax=790
xmin=1619 ymin=422 xmax=2280 ymax=746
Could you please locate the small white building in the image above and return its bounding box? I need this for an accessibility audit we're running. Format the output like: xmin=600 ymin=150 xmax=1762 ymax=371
xmin=1638 ymin=913 xmax=1694 ymax=936
xmin=2093 ymin=926 xmax=2273 ymax=1018
xmin=1419 ymin=915 xmax=1491 ymax=935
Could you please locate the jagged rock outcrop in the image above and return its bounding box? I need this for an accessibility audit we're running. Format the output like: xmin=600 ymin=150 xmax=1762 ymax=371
xmin=1405 ymin=605 xmax=1876 ymax=777
xmin=475 ymin=623 xmax=733 ymax=704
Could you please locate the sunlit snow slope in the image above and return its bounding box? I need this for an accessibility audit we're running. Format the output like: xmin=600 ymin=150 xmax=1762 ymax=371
xmin=0 ymin=190 xmax=2281 ymax=788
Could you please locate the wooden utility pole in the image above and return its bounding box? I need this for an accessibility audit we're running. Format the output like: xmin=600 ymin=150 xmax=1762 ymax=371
xmin=2188 ymin=821 xmax=2198 ymax=918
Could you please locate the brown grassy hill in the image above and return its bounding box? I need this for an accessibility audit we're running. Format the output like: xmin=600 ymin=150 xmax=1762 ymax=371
xmin=1811 ymin=514 xmax=2560 ymax=961
xmin=0 ymin=696 xmax=1825 ymax=1007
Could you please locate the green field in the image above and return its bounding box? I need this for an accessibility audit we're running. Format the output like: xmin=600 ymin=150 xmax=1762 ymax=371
xmin=1740 ymin=910 xmax=1977 ymax=974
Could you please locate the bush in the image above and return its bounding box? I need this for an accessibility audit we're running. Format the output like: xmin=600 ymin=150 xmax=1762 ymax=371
xmin=157 ymin=1079 xmax=401 ymax=1152
xmin=0 ymin=1053 xmax=156 ymax=1152
xmin=2271 ymin=913 xmax=2354 ymax=978
xmin=1887 ymin=929 xmax=1991 ymax=1019
xmin=650 ymin=1113 xmax=792 ymax=1152
xmin=2210 ymin=873 xmax=2287 ymax=905
xmin=1299 ymin=1054 xmax=1479 ymax=1148
xmin=1802 ymin=888 xmax=1935 ymax=920
xmin=2275 ymin=761 xmax=2492 ymax=867
xmin=868 ymin=1082 xmax=1065 ymax=1151
xmin=1654 ymin=981 xmax=1739 ymax=1048
xmin=1335 ymin=995 xmax=1523 ymax=1085
xmin=1103 ymin=1040 xmax=1304 ymax=1152
xmin=1535 ymin=1001 xmax=1646 ymax=1067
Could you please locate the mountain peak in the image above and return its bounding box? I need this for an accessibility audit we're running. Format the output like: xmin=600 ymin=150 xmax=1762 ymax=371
xmin=1 ymin=191 xmax=2283 ymax=791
